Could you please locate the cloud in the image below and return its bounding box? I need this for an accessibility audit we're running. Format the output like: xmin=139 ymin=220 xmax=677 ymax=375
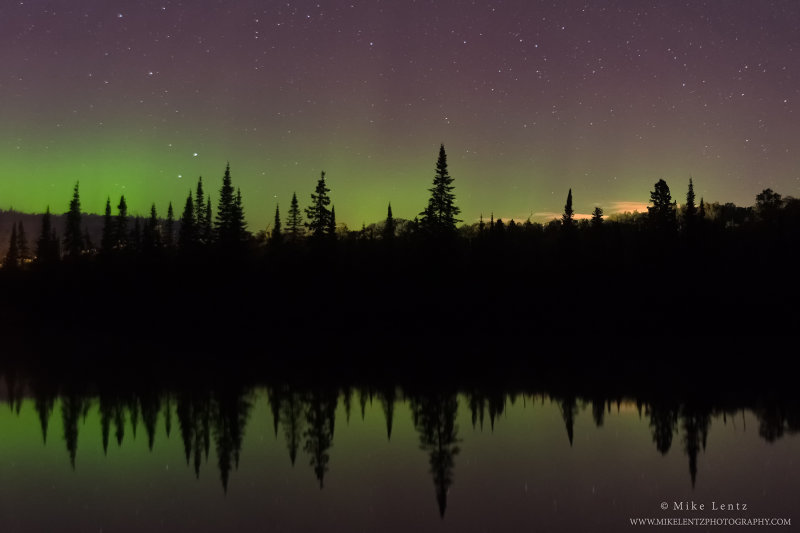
xmin=469 ymin=200 xmax=649 ymax=224
xmin=607 ymin=201 xmax=649 ymax=214
xmin=534 ymin=211 xmax=594 ymax=221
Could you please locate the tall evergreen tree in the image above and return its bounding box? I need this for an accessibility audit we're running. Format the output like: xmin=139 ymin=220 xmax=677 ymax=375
xmin=36 ymin=207 xmax=60 ymax=264
xmin=419 ymin=144 xmax=460 ymax=236
xmin=16 ymin=221 xmax=29 ymax=261
xmin=234 ymin=188 xmax=247 ymax=238
xmin=4 ymin=223 xmax=19 ymax=269
xmin=164 ymin=202 xmax=175 ymax=248
xmin=698 ymin=197 xmax=706 ymax=220
xmin=684 ymin=178 xmax=697 ymax=230
xmin=101 ymin=197 xmax=114 ymax=254
xmin=116 ymin=195 xmax=129 ymax=249
xmin=195 ymin=177 xmax=206 ymax=238
xmin=64 ymin=182 xmax=84 ymax=258
xmin=214 ymin=164 xmax=247 ymax=247
xmin=286 ymin=192 xmax=304 ymax=241
xmin=214 ymin=164 xmax=235 ymax=237
xmin=382 ymin=203 xmax=395 ymax=241
xmin=178 ymin=192 xmax=196 ymax=251
xmin=270 ymin=204 xmax=283 ymax=244
xmin=648 ymin=179 xmax=677 ymax=233
xmin=562 ymin=188 xmax=575 ymax=229
xmin=204 ymin=198 xmax=213 ymax=244
xmin=328 ymin=205 xmax=337 ymax=238
xmin=305 ymin=171 xmax=333 ymax=240
xmin=591 ymin=206 xmax=604 ymax=228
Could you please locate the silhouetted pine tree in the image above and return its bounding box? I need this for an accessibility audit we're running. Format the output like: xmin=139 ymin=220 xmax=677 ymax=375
xmin=195 ymin=177 xmax=206 ymax=242
xmin=383 ymin=203 xmax=395 ymax=241
xmin=286 ymin=192 xmax=304 ymax=242
xmin=36 ymin=207 xmax=60 ymax=265
xmin=234 ymin=188 xmax=247 ymax=238
xmin=648 ymin=179 xmax=677 ymax=233
xmin=214 ymin=164 xmax=247 ymax=248
xmin=178 ymin=192 xmax=196 ymax=251
xmin=698 ymin=197 xmax=706 ymax=220
xmin=328 ymin=205 xmax=337 ymax=239
xmin=116 ymin=195 xmax=129 ymax=249
xmin=4 ymin=223 xmax=19 ymax=269
xmin=305 ymin=171 xmax=333 ymax=240
xmin=164 ymin=202 xmax=175 ymax=248
xmin=203 ymin=198 xmax=213 ymax=244
xmin=591 ymin=206 xmax=604 ymax=228
xmin=64 ymin=182 xmax=84 ymax=258
xmin=562 ymin=188 xmax=575 ymax=229
xmin=101 ymin=198 xmax=114 ymax=254
xmin=271 ymin=204 xmax=283 ymax=245
xmin=684 ymin=178 xmax=697 ymax=231
xmin=419 ymin=144 xmax=460 ymax=236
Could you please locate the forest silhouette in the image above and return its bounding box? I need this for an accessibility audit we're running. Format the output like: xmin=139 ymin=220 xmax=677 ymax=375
xmin=0 ymin=144 xmax=798 ymax=365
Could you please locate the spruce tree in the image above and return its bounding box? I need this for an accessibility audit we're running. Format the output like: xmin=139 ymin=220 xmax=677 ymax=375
xmin=64 ymin=182 xmax=84 ymax=258
xmin=16 ymin=221 xmax=29 ymax=261
xmin=271 ymin=204 xmax=283 ymax=244
xmin=382 ymin=203 xmax=395 ymax=240
xmin=4 ymin=223 xmax=19 ymax=269
xmin=419 ymin=144 xmax=460 ymax=236
xmin=591 ymin=206 xmax=604 ymax=228
xmin=101 ymin=197 xmax=114 ymax=253
xmin=116 ymin=195 xmax=129 ymax=248
xmin=684 ymin=178 xmax=697 ymax=230
xmin=164 ymin=202 xmax=175 ymax=248
xmin=36 ymin=207 xmax=60 ymax=264
xmin=214 ymin=163 xmax=247 ymax=247
xmin=286 ymin=192 xmax=304 ymax=241
xmin=214 ymin=164 xmax=235 ymax=236
xmin=328 ymin=205 xmax=337 ymax=238
xmin=195 ymin=177 xmax=206 ymax=239
xmin=305 ymin=171 xmax=333 ymax=240
xmin=234 ymin=188 xmax=247 ymax=239
xmin=204 ymin=198 xmax=213 ymax=244
xmin=178 ymin=192 xmax=196 ymax=251
xmin=648 ymin=179 xmax=677 ymax=233
xmin=699 ymin=198 xmax=706 ymax=219
xmin=562 ymin=188 xmax=575 ymax=229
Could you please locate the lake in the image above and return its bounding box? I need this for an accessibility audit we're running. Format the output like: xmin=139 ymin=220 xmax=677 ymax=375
xmin=0 ymin=376 xmax=797 ymax=532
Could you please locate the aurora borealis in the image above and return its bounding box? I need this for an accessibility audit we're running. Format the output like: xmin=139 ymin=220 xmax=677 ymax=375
xmin=1 ymin=1 xmax=798 ymax=230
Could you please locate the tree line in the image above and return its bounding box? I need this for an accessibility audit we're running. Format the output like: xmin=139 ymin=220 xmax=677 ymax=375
xmin=4 ymin=143 xmax=798 ymax=270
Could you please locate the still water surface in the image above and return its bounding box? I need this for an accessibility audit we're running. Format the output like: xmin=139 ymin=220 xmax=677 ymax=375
xmin=0 ymin=383 xmax=797 ymax=532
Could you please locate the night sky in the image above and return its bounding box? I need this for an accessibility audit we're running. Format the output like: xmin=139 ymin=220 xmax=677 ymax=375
xmin=1 ymin=1 xmax=799 ymax=230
